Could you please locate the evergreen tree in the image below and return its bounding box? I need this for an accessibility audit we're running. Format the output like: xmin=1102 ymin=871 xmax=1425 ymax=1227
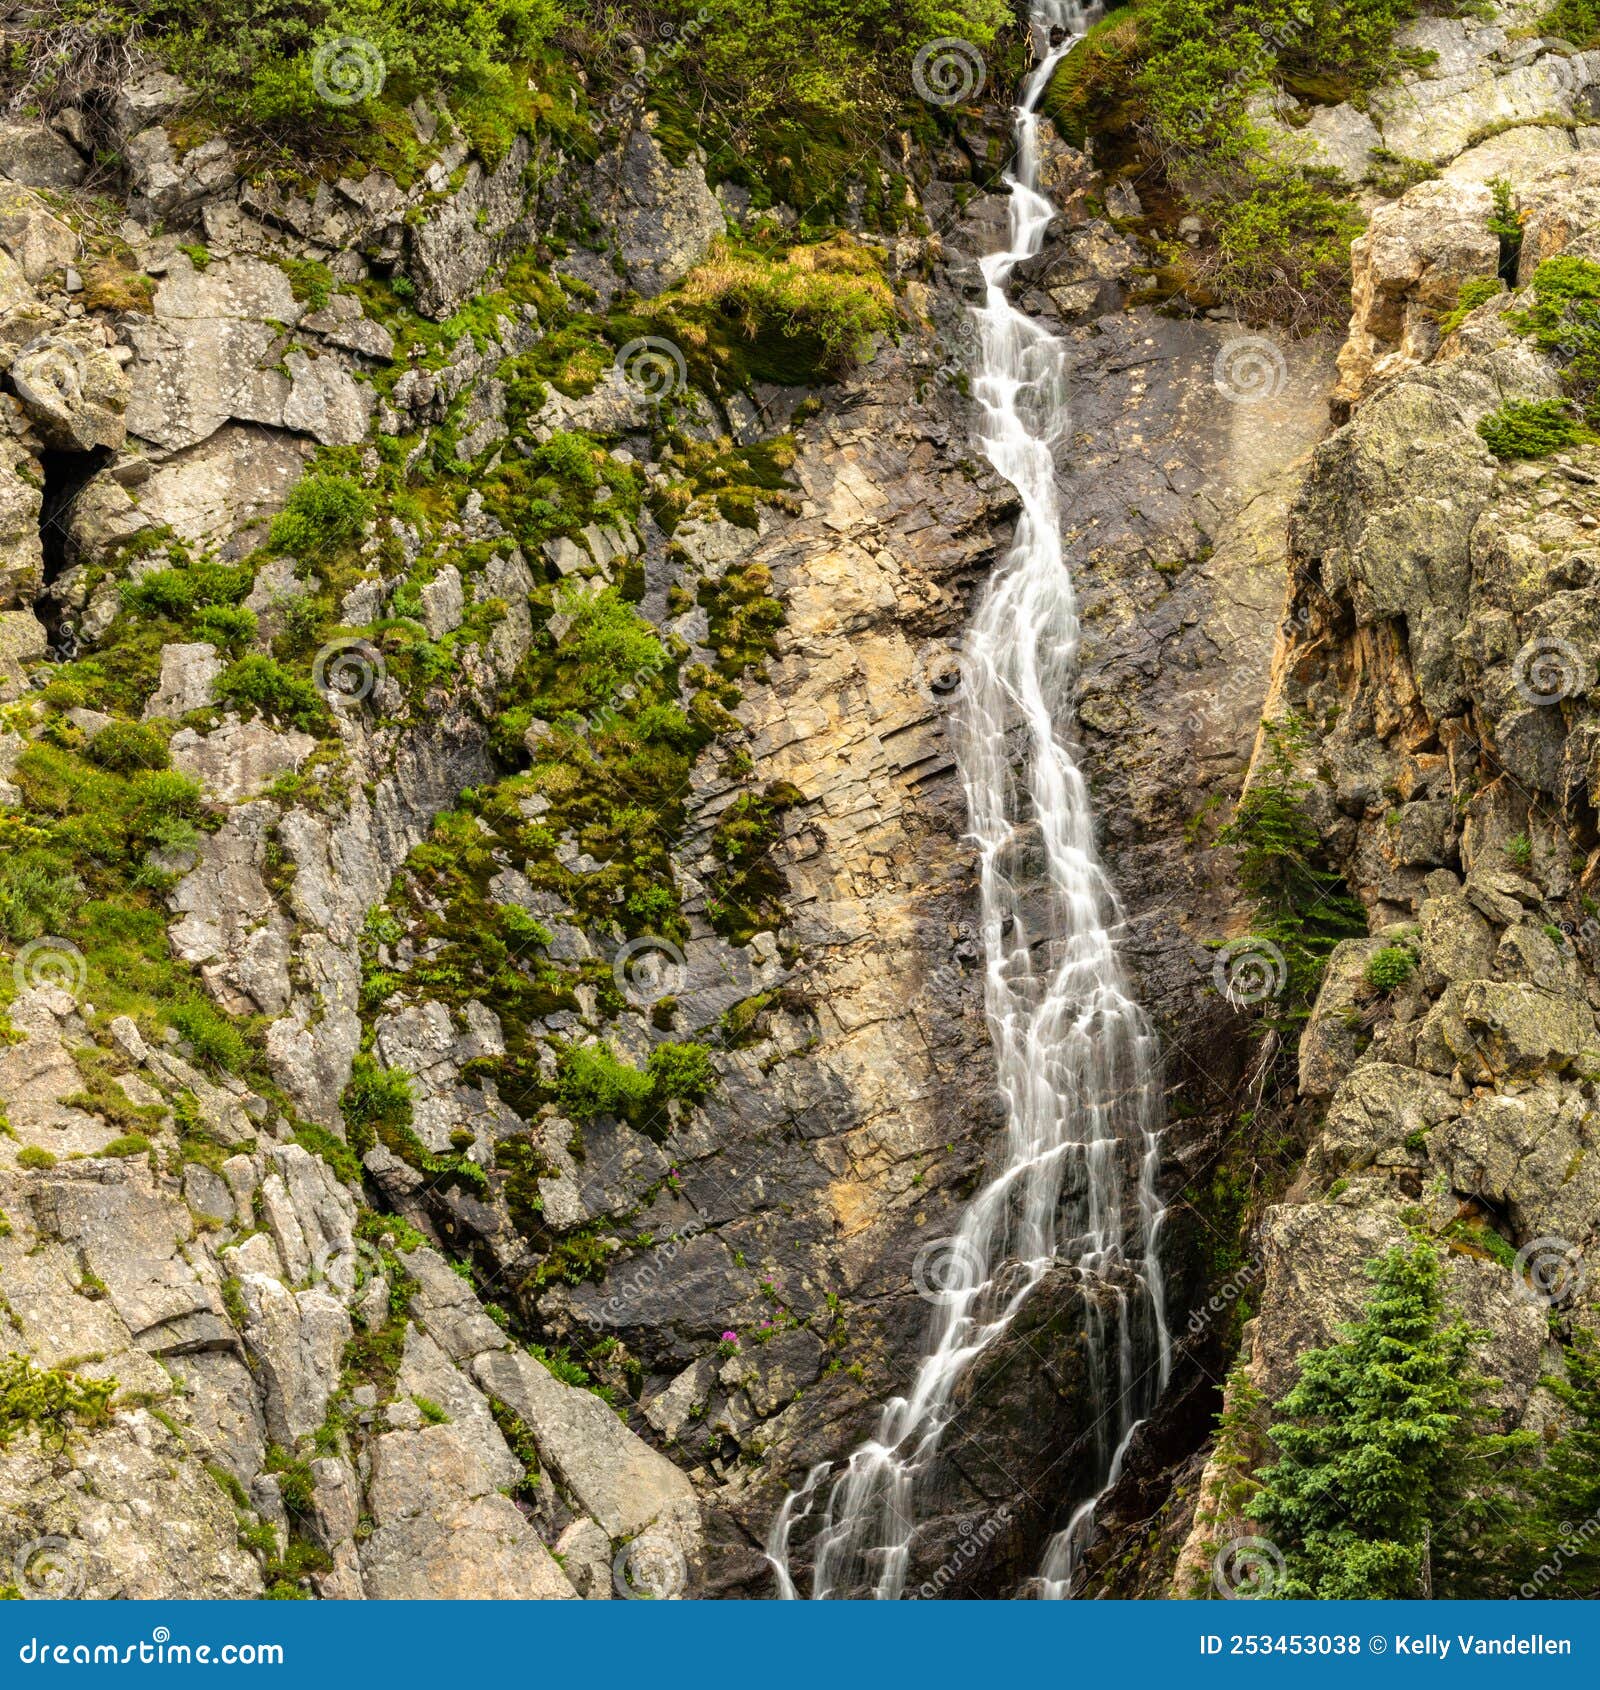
xmin=1522 ymin=1332 xmax=1600 ymax=1597
xmin=1253 ymin=1244 xmax=1531 ymax=1598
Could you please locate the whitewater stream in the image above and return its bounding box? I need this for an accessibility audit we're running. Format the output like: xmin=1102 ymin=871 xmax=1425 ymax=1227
xmin=768 ymin=0 xmax=1172 ymax=1600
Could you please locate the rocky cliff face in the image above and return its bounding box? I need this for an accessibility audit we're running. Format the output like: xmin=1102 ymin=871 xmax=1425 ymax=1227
xmin=1162 ymin=151 xmax=1600 ymax=1602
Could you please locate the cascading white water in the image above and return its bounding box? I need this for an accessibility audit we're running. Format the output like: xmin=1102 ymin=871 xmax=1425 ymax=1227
xmin=766 ymin=0 xmax=1172 ymax=1601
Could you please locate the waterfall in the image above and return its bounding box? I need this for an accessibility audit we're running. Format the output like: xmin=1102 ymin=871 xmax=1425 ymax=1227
xmin=766 ymin=0 xmax=1172 ymax=1600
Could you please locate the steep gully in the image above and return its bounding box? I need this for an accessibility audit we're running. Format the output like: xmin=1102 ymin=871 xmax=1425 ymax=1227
xmin=767 ymin=1 xmax=1172 ymax=1599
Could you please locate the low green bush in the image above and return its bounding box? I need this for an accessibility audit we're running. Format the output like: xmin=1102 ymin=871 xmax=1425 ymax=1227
xmin=267 ymin=473 xmax=372 ymax=565
xmin=1476 ymin=399 xmax=1592 ymax=460
xmin=214 ymin=656 xmax=327 ymax=731
xmin=1364 ymin=944 xmax=1416 ymax=994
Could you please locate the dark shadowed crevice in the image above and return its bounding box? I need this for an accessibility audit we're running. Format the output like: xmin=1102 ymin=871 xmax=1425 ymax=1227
xmin=34 ymin=445 xmax=110 ymax=652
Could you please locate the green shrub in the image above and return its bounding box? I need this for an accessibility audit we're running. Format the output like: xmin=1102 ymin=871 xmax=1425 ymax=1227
xmin=85 ymin=721 xmax=171 ymax=774
xmin=1477 ymin=398 xmax=1592 ymax=460
xmin=1253 ymin=1245 xmax=1532 ymax=1598
xmin=0 ymin=852 xmax=82 ymax=943
xmin=556 ymin=1042 xmax=653 ymax=1120
xmin=14 ymin=0 xmax=568 ymax=133
xmin=1215 ymin=716 xmax=1365 ymax=1020
xmin=1512 ymin=256 xmax=1600 ymax=410
xmin=647 ymin=1040 xmax=717 ymax=1103
xmin=340 ymin=1054 xmax=415 ymax=1155
xmin=1539 ymin=0 xmax=1600 ymax=45
xmin=1364 ymin=945 xmax=1416 ymax=994
xmin=267 ymin=474 xmax=372 ymax=565
xmin=553 ymin=587 xmax=668 ymax=709
xmin=191 ymin=604 xmax=259 ymax=651
xmin=214 ymin=655 xmax=327 ymax=731
xmin=170 ymin=1000 xmax=252 ymax=1073
xmin=15 ymin=1146 xmax=57 ymax=1171
xmin=662 ymin=0 xmax=1013 ymax=124
xmin=124 ymin=561 xmax=253 ymax=620
xmin=660 ymin=236 xmax=895 ymax=378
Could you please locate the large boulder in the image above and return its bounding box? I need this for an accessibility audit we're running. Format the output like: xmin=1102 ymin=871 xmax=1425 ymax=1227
xmin=10 ymin=328 xmax=130 ymax=451
xmin=0 ymin=120 xmax=87 ymax=190
xmin=594 ymin=125 xmax=724 ymax=298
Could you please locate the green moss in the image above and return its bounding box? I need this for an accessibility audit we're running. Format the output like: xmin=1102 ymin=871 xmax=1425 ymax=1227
xmin=1365 ymin=944 xmax=1417 ymax=994
xmin=98 ymin=1133 xmax=153 ymax=1159
xmin=557 ymin=1042 xmax=653 ymax=1121
xmin=697 ymin=561 xmax=786 ymax=678
xmin=15 ymin=1146 xmax=56 ymax=1170
xmin=0 ymin=1354 xmax=115 ymax=1450
xmin=646 ymin=1041 xmax=717 ymax=1104
xmin=1438 ymin=275 xmax=1504 ymax=337
xmin=639 ymin=236 xmax=895 ymax=386
xmin=705 ymin=781 xmax=802 ymax=941
xmin=339 ymin=1055 xmax=415 ymax=1156
xmin=293 ymin=1121 xmax=364 ymax=1185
